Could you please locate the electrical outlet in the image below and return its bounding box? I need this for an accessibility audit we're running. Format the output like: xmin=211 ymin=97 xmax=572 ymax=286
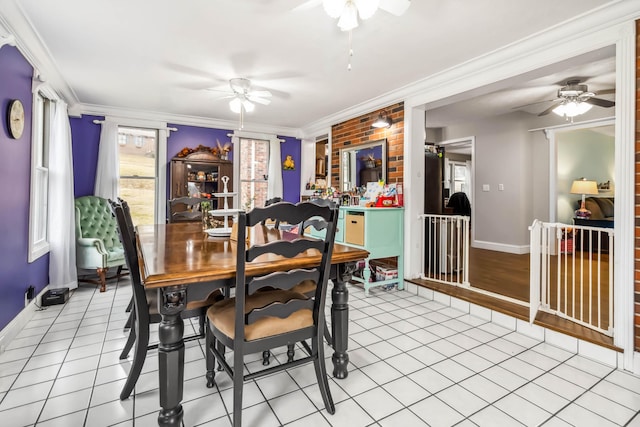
xmin=26 ymin=286 xmax=35 ymax=300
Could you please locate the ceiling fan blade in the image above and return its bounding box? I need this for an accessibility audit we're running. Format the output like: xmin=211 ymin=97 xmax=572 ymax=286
xmin=538 ymin=101 xmax=562 ymax=117
xmin=596 ymin=88 xmax=615 ymax=95
xmin=379 ymin=0 xmax=411 ymax=16
xmin=293 ymin=0 xmax=322 ymax=12
xmin=248 ymin=95 xmax=271 ymax=105
xmin=585 ymin=97 xmax=615 ymax=108
xmin=248 ymin=90 xmax=272 ymax=98
xmin=511 ymin=98 xmax=557 ymax=110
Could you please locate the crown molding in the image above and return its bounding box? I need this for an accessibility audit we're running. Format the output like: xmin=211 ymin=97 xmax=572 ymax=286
xmin=76 ymin=102 xmax=302 ymax=138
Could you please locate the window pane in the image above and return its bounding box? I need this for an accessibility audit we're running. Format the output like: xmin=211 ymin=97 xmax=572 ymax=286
xmin=239 ymin=138 xmax=269 ymax=209
xmin=119 ymin=178 xmax=155 ymax=225
xmin=118 ymin=127 xmax=157 ymax=224
xmin=241 ymin=181 xmax=268 ymax=210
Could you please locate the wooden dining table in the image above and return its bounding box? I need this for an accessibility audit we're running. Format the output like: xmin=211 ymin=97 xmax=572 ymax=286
xmin=135 ymin=222 xmax=369 ymax=427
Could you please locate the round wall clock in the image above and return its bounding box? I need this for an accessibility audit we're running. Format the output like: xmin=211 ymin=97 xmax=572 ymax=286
xmin=7 ymin=99 xmax=25 ymax=139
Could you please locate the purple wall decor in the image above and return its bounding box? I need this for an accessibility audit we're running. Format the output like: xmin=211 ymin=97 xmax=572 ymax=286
xmin=0 ymin=45 xmax=49 ymax=331
xmin=70 ymin=114 xmax=104 ymax=197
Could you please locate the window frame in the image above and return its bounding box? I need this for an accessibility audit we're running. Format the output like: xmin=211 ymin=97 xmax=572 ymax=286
xmin=27 ymin=91 xmax=53 ymax=262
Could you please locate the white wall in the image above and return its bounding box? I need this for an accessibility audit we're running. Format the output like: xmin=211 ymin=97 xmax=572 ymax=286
xmin=436 ymin=112 xmax=533 ymax=248
xmin=556 ymin=128 xmax=615 ymax=223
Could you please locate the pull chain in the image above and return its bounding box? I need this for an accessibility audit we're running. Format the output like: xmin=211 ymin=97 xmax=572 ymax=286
xmin=347 ymin=30 xmax=353 ymax=71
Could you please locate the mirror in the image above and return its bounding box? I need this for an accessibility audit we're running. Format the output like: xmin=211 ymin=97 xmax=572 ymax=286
xmin=339 ymin=139 xmax=386 ymax=191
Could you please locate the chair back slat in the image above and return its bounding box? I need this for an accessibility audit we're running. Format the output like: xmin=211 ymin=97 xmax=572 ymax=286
xmin=247 ymin=202 xmax=333 ymax=228
xmin=168 ymin=196 xmax=206 ymax=223
xmin=247 ymin=238 xmax=324 ymax=261
xmin=247 ymin=269 xmax=319 ymax=294
xmin=245 ymin=298 xmax=315 ymax=324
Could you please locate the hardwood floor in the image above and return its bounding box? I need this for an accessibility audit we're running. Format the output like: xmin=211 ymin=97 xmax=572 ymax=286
xmin=407 ymin=247 xmax=618 ymax=351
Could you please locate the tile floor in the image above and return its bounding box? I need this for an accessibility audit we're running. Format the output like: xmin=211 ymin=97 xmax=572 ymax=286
xmin=1 ymin=280 xmax=640 ymax=426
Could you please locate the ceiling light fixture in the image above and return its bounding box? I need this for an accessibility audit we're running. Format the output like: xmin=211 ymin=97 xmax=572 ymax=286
xmin=552 ymin=99 xmax=592 ymax=121
xmin=323 ymin=0 xmax=379 ymax=31
xmin=372 ymin=110 xmax=392 ymax=128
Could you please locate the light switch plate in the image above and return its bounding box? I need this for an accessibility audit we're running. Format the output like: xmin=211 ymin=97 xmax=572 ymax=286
xmin=482 ymin=184 xmax=490 ymax=192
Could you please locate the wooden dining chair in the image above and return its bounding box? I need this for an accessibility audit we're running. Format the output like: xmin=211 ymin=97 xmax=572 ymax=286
xmin=261 ymin=198 xmax=337 ymax=366
xmin=204 ymin=201 xmax=338 ymax=427
xmin=109 ymin=199 xmax=223 ymax=400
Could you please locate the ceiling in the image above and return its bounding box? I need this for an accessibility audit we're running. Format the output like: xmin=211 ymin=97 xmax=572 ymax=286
xmin=0 ymin=0 xmax=619 ymax=131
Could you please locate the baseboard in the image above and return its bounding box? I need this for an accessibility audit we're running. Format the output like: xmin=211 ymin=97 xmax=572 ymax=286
xmin=473 ymin=240 xmax=530 ymax=254
xmin=0 ymin=285 xmax=49 ymax=354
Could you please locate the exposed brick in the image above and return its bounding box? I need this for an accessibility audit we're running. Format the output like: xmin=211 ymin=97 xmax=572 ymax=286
xmin=330 ymin=102 xmax=404 ymax=189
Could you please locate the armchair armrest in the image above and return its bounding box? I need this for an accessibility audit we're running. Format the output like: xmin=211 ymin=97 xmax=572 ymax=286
xmin=76 ymin=237 xmax=109 ymax=269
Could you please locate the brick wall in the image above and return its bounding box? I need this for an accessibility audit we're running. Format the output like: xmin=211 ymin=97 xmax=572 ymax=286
xmin=635 ymin=19 xmax=640 ymax=351
xmin=330 ymin=102 xmax=404 ymax=189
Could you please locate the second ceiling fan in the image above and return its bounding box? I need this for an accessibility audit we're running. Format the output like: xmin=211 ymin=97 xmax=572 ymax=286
xmin=538 ymin=79 xmax=615 ymax=117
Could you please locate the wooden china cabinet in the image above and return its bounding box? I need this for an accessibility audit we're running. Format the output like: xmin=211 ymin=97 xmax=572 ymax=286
xmin=169 ymin=145 xmax=234 ymax=211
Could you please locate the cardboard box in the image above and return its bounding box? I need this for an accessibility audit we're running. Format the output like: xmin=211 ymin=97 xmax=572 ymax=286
xmin=375 ymin=264 xmax=398 ymax=282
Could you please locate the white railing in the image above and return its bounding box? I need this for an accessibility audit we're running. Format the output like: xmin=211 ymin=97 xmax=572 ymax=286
xmin=529 ymin=220 xmax=614 ymax=336
xmin=419 ymin=214 xmax=470 ymax=286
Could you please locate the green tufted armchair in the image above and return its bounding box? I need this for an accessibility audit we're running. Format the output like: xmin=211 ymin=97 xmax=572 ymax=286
xmin=74 ymin=196 xmax=127 ymax=292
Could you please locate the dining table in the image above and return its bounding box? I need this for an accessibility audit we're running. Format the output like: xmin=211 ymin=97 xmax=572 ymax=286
xmin=135 ymin=222 xmax=369 ymax=427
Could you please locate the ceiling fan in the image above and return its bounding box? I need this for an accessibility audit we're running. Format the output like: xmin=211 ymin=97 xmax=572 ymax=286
xmin=295 ymin=0 xmax=411 ymax=31
xmin=210 ymin=78 xmax=272 ymax=113
xmin=537 ymin=79 xmax=615 ymax=117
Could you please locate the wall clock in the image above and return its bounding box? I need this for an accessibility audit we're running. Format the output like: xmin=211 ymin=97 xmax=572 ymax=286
xmin=7 ymin=99 xmax=25 ymax=139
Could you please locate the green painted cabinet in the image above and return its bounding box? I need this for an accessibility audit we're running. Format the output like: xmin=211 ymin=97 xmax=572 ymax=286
xmin=339 ymin=206 xmax=404 ymax=296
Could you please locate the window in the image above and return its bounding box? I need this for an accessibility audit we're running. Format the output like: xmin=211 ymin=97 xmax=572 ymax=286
xmin=239 ymin=138 xmax=269 ymax=210
xmin=28 ymin=93 xmax=53 ymax=262
xmin=118 ymin=127 xmax=158 ymax=226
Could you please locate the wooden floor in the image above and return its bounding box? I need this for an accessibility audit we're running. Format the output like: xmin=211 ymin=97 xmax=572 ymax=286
xmin=408 ymin=247 xmax=618 ymax=351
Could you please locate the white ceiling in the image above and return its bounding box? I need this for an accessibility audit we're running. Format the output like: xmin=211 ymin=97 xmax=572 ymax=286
xmin=0 ymin=0 xmax=620 ymax=131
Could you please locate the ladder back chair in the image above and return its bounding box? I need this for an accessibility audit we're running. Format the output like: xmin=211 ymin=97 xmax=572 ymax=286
xmin=204 ymin=201 xmax=339 ymax=427
xmin=109 ymin=199 xmax=223 ymax=400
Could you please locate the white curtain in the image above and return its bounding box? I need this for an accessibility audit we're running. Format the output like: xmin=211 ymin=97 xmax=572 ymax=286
xmin=48 ymin=101 xmax=77 ymax=290
xmin=94 ymin=121 xmax=119 ymax=199
xmin=267 ymin=137 xmax=283 ymax=199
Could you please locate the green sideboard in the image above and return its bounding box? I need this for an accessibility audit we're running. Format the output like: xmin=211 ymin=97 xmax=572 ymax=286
xmin=338 ymin=206 xmax=404 ymax=296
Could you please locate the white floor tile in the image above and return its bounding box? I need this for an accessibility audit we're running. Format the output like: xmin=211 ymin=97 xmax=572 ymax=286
xmin=381 ymin=377 xmax=430 ymax=407
xmin=410 ymin=395 xmax=465 ymax=427
xmin=494 ymin=393 xmax=551 ymax=426
xmin=40 ymin=388 xmax=93 ymax=421
xmin=436 ymin=384 xmax=487 ymax=416
xmin=353 ymin=386 xmax=404 ymax=420
xmin=469 ymin=404 xmax=524 ymax=427
xmin=269 ymin=389 xmax=320 ymax=424
xmin=556 ymin=402 xmax=618 ymax=427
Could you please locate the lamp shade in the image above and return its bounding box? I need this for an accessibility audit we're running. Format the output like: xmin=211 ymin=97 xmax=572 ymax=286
xmin=570 ymin=179 xmax=598 ymax=195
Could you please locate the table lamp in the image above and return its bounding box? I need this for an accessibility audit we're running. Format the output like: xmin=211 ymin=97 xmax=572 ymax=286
xmin=570 ymin=178 xmax=599 ymax=219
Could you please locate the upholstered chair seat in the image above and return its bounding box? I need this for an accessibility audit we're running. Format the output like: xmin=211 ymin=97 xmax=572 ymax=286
xmin=75 ymin=196 xmax=127 ymax=292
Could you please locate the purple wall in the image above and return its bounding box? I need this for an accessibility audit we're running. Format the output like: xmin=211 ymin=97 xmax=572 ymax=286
xmin=0 ymin=46 xmax=49 ymax=331
xmin=71 ymin=114 xmax=104 ymax=197
xmin=280 ymin=135 xmax=301 ymax=202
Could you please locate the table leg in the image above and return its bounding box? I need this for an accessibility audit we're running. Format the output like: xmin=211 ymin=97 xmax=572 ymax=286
xmin=331 ymin=262 xmax=356 ymax=379
xmin=157 ymin=287 xmax=186 ymax=427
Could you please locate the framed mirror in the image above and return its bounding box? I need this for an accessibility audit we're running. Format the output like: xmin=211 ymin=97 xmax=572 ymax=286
xmin=339 ymin=139 xmax=386 ymax=191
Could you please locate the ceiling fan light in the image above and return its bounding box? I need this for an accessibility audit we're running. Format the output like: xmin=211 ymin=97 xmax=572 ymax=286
xmin=553 ymin=100 xmax=592 ymax=118
xmin=229 ymin=97 xmax=242 ymax=114
xmin=323 ymin=0 xmax=346 ymax=18
xmin=242 ymin=99 xmax=255 ymax=113
xmin=354 ymin=0 xmax=379 ymax=19
xmin=338 ymin=2 xmax=359 ymax=31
